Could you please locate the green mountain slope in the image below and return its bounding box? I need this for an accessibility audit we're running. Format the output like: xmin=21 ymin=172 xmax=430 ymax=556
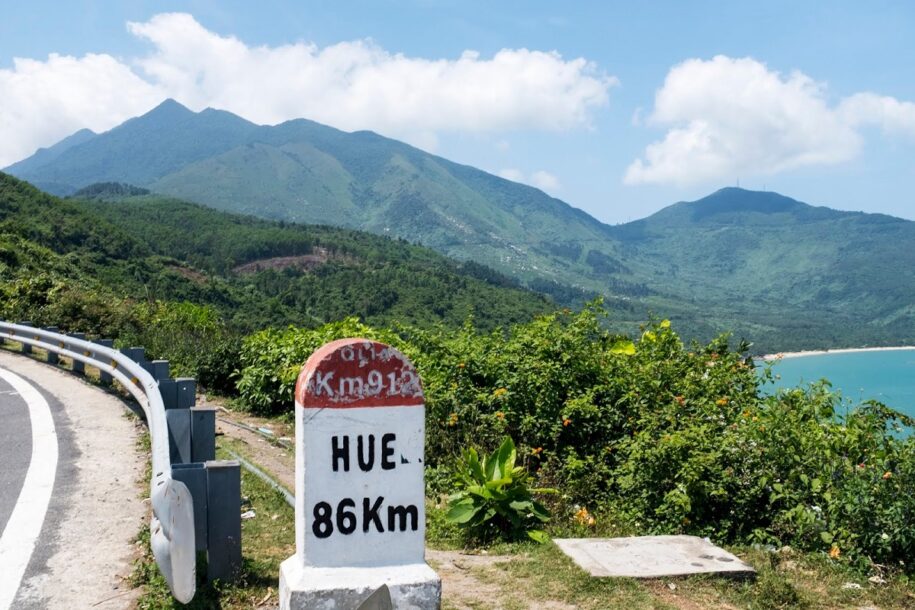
xmin=0 ymin=173 xmax=553 ymax=333
xmin=9 ymin=100 xmax=257 ymax=192
xmin=6 ymin=100 xmax=631 ymax=295
xmin=5 ymin=127 xmax=97 ymax=180
xmin=613 ymin=188 xmax=915 ymax=351
xmin=7 ymin=102 xmax=915 ymax=352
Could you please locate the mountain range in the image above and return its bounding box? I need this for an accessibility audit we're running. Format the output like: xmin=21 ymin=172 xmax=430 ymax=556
xmin=7 ymin=100 xmax=915 ymax=352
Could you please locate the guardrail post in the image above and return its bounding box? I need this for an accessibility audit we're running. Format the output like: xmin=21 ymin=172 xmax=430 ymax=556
xmin=172 ymin=463 xmax=209 ymax=552
xmin=96 ymin=339 xmax=114 ymax=383
xmin=44 ymin=327 xmax=59 ymax=364
xmin=165 ymin=377 xmax=196 ymax=464
xmin=190 ymin=407 xmax=217 ymax=463
xmin=176 ymin=378 xmax=196 ymax=409
xmin=167 ymin=409 xmax=193 ymax=465
xmin=159 ymin=378 xmax=177 ymax=409
xmin=121 ymin=346 xmax=147 ymax=369
xmin=205 ymin=460 xmax=242 ymax=581
xmin=69 ymin=332 xmax=86 ymax=374
xmin=151 ymin=360 xmax=170 ymax=381
xmin=18 ymin=321 xmax=33 ymax=354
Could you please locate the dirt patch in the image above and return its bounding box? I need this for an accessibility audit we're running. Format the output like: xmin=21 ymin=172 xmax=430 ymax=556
xmin=646 ymin=580 xmax=740 ymax=610
xmin=233 ymin=248 xmax=330 ymax=275
xmin=167 ymin=263 xmax=207 ymax=283
xmin=426 ymin=549 xmax=518 ymax=610
xmin=216 ymin=418 xmax=295 ymax=492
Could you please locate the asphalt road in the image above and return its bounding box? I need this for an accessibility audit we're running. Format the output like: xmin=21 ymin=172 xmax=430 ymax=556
xmin=0 ymin=351 xmax=142 ymax=609
xmin=0 ymin=374 xmax=33 ymax=539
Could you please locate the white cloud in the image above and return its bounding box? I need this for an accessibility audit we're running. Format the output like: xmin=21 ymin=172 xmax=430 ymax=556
xmin=530 ymin=170 xmax=561 ymax=192
xmin=0 ymin=12 xmax=615 ymax=166
xmin=625 ymin=55 xmax=915 ymax=186
xmin=498 ymin=168 xmax=561 ymax=194
xmin=498 ymin=168 xmax=525 ymax=182
xmin=838 ymin=93 xmax=915 ymax=137
xmin=0 ymin=54 xmax=164 ymax=166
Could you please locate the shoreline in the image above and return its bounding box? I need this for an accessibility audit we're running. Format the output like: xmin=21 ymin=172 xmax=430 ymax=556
xmin=760 ymin=345 xmax=915 ymax=361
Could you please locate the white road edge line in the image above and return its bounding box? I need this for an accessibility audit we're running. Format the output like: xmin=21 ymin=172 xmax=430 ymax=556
xmin=0 ymin=366 xmax=58 ymax=610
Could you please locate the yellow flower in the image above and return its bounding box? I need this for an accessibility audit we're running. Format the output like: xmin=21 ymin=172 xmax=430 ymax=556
xmin=829 ymin=546 xmax=841 ymax=559
xmin=563 ymin=418 xmax=572 ymax=427
xmin=574 ymin=507 xmax=595 ymax=526
xmin=457 ymin=362 xmax=465 ymax=369
xmin=531 ymin=446 xmax=543 ymax=456
xmin=883 ymin=471 xmax=893 ymax=480
xmin=493 ymin=387 xmax=508 ymax=398
xmin=495 ymin=411 xmax=505 ymax=420
xmin=447 ymin=413 xmax=458 ymax=427
xmin=716 ymin=398 xmax=729 ymax=406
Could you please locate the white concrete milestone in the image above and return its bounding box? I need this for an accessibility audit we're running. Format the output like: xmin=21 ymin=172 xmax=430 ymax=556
xmin=279 ymin=338 xmax=441 ymax=610
xmin=554 ymin=536 xmax=756 ymax=579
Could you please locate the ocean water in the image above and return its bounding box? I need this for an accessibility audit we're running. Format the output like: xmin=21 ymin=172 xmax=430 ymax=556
xmin=763 ymin=349 xmax=915 ymax=421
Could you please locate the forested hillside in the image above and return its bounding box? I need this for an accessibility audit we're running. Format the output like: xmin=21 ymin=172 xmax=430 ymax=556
xmin=0 ymin=173 xmax=554 ymax=338
xmin=71 ymin=188 xmax=560 ymax=329
xmin=4 ymin=99 xmax=636 ymax=296
xmin=8 ymin=100 xmax=915 ymax=353
xmin=612 ymin=188 xmax=915 ymax=352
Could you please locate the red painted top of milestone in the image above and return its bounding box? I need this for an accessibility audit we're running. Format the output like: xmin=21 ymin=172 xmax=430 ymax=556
xmin=295 ymin=338 xmax=424 ymax=408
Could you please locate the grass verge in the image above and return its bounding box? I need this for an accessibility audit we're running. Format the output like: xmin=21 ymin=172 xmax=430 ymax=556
xmin=130 ymin=446 xmax=294 ymax=609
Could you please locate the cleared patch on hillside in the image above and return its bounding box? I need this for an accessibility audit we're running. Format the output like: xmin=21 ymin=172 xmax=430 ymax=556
xmin=167 ymin=262 xmax=207 ymax=283
xmin=233 ymin=247 xmax=330 ymax=275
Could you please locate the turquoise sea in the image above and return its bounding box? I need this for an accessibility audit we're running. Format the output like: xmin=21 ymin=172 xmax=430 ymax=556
xmin=765 ymin=348 xmax=915 ymax=421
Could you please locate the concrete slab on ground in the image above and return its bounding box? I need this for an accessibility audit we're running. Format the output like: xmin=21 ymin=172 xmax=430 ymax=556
xmin=554 ymin=535 xmax=756 ymax=579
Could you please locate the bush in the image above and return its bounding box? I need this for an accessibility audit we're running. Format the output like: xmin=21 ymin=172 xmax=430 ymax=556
xmin=235 ymin=317 xmax=406 ymax=414
xmin=446 ymin=437 xmax=553 ymax=543
xmin=232 ymin=301 xmax=915 ymax=569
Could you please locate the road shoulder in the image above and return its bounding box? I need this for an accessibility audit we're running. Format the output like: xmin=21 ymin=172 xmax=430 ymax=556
xmin=0 ymin=351 xmax=144 ymax=609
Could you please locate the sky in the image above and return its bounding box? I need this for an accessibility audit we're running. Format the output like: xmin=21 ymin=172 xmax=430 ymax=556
xmin=1 ymin=1 xmax=913 ymax=224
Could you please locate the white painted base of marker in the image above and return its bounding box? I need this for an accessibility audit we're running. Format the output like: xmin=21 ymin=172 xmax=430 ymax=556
xmin=279 ymin=557 xmax=441 ymax=610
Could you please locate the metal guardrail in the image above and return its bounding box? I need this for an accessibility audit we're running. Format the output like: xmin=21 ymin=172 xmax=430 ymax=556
xmin=0 ymin=321 xmax=196 ymax=603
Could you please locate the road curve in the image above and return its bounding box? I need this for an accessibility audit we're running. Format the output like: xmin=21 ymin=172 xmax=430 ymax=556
xmin=0 ymin=350 xmax=144 ymax=609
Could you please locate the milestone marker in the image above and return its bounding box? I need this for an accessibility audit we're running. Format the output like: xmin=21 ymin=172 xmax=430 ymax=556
xmin=279 ymin=338 xmax=441 ymax=609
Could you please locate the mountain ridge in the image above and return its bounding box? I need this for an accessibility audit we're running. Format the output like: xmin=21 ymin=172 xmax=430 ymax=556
xmin=7 ymin=102 xmax=915 ymax=352
xmin=5 ymin=99 xmax=624 ymax=293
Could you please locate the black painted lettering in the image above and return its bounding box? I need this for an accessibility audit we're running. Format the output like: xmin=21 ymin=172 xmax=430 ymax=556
xmin=363 ymin=496 xmax=385 ymax=533
xmin=357 ymin=434 xmax=375 ymax=471
xmin=332 ymin=435 xmax=350 ymax=472
xmin=312 ymin=501 xmax=333 ymax=538
xmin=387 ymin=504 xmax=418 ymax=532
xmin=381 ymin=433 xmax=396 ymax=470
xmin=336 ymin=498 xmax=357 ymax=534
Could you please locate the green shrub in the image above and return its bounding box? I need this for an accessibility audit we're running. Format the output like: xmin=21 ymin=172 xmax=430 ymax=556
xmin=230 ymin=302 xmax=915 ymax=569
xmin=446 ymin=437 xmax=553 ymax=543
xmin=235 ymin=317 xmax=406 ymax=414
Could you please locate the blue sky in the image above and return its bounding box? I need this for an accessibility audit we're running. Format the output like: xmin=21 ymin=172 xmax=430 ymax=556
xmin=1 ymin=1 xmax=913 ymax=223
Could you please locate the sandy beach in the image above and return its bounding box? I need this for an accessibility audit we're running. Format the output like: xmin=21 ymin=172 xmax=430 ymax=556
xmin=761 ymin=345 xmax=915 ymax=361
